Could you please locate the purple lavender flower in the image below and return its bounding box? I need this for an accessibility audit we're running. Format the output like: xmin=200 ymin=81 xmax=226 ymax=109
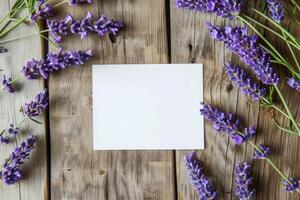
xmin=175 ymin=0 xmax=244 ymax=19
xmin=253 ymin=144 xmax=270 ymax=159
xmin=284 ymin=178 xmax=300 ymax=192
xmin=47 ymin=14 xmax=73 ymax=43
xmin=2 ymin=75 xmax=14 ymax=93
xmin=7 ymin=124 xmax=20 ymax=136
xmin=22 ymin=49 xmax=92 ymax=80
xmin=0 ymin=135 xmax=36 ymax=185
xmin=68 ymin=0 xmax=93 ymax=6
xmin=207 ymin=23 xmax=280 ymax=85
xmin=287 ymin=77 xmax=300 ymax=92
xmin=200 ymin=103 xmax=255 ymax=144
xmin=0 ymin=124 xmax=21 ymax=144
xmin=267 ymin=0 xmax=285 ymax=23
xmin=47 ymin=12 xmax=123 ymax=43
xmin=184 ymin=151 xmax=217 ymax=200
xmin=23 ymin=89 xmax=48 ymax=117
xmin=224 ymin=63 xmax=267 ymax=101
xmin=0 ymin=164 xmax=22 ymax=185
xmin=235 ymin=162 xmax=255 ymax=200
xmin=31 ymin=3 xmax=54 ymax=23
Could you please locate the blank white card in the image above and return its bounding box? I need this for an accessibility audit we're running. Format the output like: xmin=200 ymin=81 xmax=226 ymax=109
xmin=92 ymin=64 xmax=204 ymax=150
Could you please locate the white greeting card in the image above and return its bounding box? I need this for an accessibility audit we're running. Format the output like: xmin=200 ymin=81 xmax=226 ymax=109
xmin=92 ymin=64 xmax=204 ymax=150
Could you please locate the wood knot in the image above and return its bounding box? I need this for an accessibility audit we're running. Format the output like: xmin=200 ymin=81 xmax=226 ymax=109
xmin=226 ymin=83 xmax=233 ymax=92
xmin=99 ymin=169 xmax=106 ymax=175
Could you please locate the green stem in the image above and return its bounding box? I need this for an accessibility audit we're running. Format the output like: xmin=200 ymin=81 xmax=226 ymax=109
xmin=273 ymin=85 xmax=300 ymax=135
xmin=0 ymin=16 xmax=28 ymax=39
xmin=0 ymin=29 xmax=49 ymax=44
xmin=252 ymin=8 xmax=300 ymax=47
xmin=273 ymin=119 xmax=299 ymax=135
xmin=0 ymin=1 xmax=26 ymax=25
xmin=241 ymin=14 xmax=300 ymax=51
xmin=282 ymin=31 xmax=300 ymax=73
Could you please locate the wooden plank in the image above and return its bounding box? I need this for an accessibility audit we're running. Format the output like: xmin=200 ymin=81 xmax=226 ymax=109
xmin=0 ymin=1 xmax=47 ymax=200
xmin=49 ymin=0 xmax=176 ymax=199
xmin=171 ymin=2 xmax=300 ymax=200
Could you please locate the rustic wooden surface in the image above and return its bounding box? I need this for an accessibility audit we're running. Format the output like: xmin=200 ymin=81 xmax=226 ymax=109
xmin=0 ymin=0 xmax=300 ymax=199
xmin=0 ymin=1 xmax=47 ymax=200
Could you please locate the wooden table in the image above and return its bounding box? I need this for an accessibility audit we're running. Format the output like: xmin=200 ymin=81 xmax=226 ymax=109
xmin=0 ymin=0 xmax=300 ymax=199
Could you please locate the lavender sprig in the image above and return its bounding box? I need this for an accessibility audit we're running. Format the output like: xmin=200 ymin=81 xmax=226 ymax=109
xmin=224 ymin=63 xmax=267 ymax=101
xmin=235 ymin=162 xmax=255 ymax=200
xmin=201 ymin=103 xmax=300 ymax=193
xmin=200 ymin=103 xmax=256 ymax=144
xmin=0 ymin=135 xmax=36 ymax=185
xmin=207 ymin=23 xmax=280 ymax=85
xmin=22 ymin=48 xmax=92 ymax=80
xmin=184 ymin=151 xmax=217 ymax=200
xmin=266 ymin=0 xmax=285 ymax=23
xmin=174 ymin=0 xmax=244 ymax=19
xmin=47 ymin=12 xmax=124 ymax=43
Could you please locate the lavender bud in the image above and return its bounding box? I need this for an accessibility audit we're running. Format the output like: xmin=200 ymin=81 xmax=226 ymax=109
xmin=224 ymin=63 xmax=267 ymax=101
xmin=235 ymin=162 xmax=255 ymax=199
xmin=24 ymin=89 xmax=48 ymax=117
xmin=253 ymin=144 xmax=270 ymax=159
xmin=31 ymin=3 xmax=54 ymax=23
xmin=2 ymin=75 xmax=14 ymax=93
xmin=267 ymin=0 xmax=285 ymax=23
xmin=184 ymin=151 xmax=217 ymax=200
xmin=68 ymin=0 xmax=93 ymax=6
xmin=287 ymin=77 xmax=300 ymax=92
xmin=284 ymin=178 xmax=300 ymax=192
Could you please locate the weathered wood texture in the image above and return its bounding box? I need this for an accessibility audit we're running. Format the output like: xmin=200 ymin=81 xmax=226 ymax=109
xmin=171 ymin=1 xmax=300 ymax=200
xmin=1 ymin=0 xmax=300 ymax=199
xmin=0 ymin=1 xmax=47 ymax=200
xmin=49 ymin=0 xmax=175 ymax=200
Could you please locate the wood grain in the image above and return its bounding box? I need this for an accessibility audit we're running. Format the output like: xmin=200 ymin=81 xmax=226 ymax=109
xmin=170 ymin=1 xmax=300 ymax=200
xmin=49 ymin=0 xmax=176 ymax=199
xmin=0 ymin=1 xmax=47 ymax=200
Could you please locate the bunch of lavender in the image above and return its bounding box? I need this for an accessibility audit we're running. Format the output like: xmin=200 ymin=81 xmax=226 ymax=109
xmin=235 ymin=162 xmax=255 ymax=200
xmin=184 ymin=151 xmax=217 ymax=200
xmin=22 ymin=48 xmax=92 ymax=80
xmin=200 ymin=103 xmax=300 ymax=193
xmin=174 ymin=0 xmax=244 ymax=19
xmin=0 ymin=135 xmax=36 ymax=185
xmin=207 ymin=23 xmax=279 ymax=85
xmin=208 ymin=23 xmax=300 ymax=136
xmin=224 ymin=63 xmax=266 ymax=102
xmin=47 ymin=12 xmax=124 ymax=43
